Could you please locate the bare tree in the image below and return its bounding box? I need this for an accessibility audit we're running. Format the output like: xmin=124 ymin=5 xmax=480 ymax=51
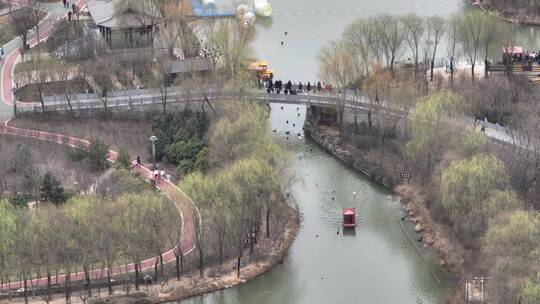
xmin=344 ymin=17 xmax=375 ymax=78
xmin=375 ymin=15 xmax=405 ymax=78
xmin=424 ymin=16 xmax=445 ymax=82
xmin=457 ymin=10 xmax=485 ymax=80
xmin=318 ymin=39 xmax=356 ymax=130
xmin=401 ymin=14 xmax=425 ymax=80
xmin=446 ymin=14 xmax=459 ymax=83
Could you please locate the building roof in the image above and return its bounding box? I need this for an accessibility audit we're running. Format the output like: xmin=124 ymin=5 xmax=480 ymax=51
xmin=502 ymin=46 xmax=524 ymax=54
xmin=86 ymin=0 xmax=161 ymax=29
xmin=343 ymin=208 xmax=356 ymax=215
xmin=171 ymin=57 xmax=213 ymax=74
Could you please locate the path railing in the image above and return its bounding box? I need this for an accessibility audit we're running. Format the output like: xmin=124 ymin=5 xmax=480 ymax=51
xmin=0 ymin=120 xmax=198 ymax=291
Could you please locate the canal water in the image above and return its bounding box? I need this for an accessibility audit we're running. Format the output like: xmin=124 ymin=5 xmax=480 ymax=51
xmin=251 ymin=0 xmax=463 ymax=81
xmin=248 ymin=0 xmax=540 ymax=81
xmin=178 ymin=1 xmax=540 ymax=302
xmin=177 ymin=103 xmax=456 ymax=304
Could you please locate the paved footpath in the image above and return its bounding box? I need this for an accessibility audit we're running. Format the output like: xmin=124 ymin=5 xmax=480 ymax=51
xmin=0 ymin=119 xmax=198 ymax=290
xmin=0 ymin=0 xmax=80 ymax=119
xmin=0 ymin=0 xmax=199 ymax=291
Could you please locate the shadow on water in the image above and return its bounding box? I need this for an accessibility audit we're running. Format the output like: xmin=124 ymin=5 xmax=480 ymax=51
xmin=342 ymin=228 xmax=356 ymax=237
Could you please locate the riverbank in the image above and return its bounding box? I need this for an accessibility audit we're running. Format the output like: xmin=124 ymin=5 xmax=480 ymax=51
xmin=472 ymin=0 xmax=540 ymax=26
xmin=96 ymin=203 xmax=300 ymax=304
xmin=4 ymin=203 xmax=299 ymax=304
xmin=304 ymin=122 xmax=466 ymax=279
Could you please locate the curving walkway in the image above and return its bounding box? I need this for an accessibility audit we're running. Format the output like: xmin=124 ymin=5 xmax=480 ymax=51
xmin=0 ymin=0 xmax=200 ymax=293
xmin=1 ymin=0 xmax=84 ymax=110
xmin=0 ymin=119 xmax=198 ymax=290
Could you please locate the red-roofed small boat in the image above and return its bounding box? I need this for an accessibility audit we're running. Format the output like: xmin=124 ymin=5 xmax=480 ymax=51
xmin=342 ymin=208 xmax=356 ymax=228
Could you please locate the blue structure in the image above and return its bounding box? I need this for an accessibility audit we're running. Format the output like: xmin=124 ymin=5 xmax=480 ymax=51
xmin=191 ymin=0 xmax=235 ymax=17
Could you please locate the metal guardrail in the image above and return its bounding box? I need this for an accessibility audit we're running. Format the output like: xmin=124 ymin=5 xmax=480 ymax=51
xmin=18 ymin=88 xmax=401 ymax=115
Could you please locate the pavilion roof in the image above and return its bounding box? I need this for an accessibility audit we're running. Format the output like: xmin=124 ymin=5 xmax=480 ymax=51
xmin=87 ymin=0 xmax=161 ymax=29
xmin=171 ymin=57 xmax=213 ymax=74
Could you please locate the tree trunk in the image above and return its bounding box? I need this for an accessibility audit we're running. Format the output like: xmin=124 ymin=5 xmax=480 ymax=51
xmin=47 ymin=272 xmax=51 ymax=303
xmin=22 ymin=32 xmax=28 ymax=51
xmin=38 ymin=86 xmax=45 ymax=112
xmin=134 ymin=261 xmax=140 ymax=291
xmin=266 ymin=204 xmax=270 ymax=238
xmin=219 ymin=239 xmax=224 ymax=265
xmin=430 ymin=59 xmax=435 ymax=81
xmin=198 ymin=246 xmax=204 ymax=277
xmin=450 ymin=61 xmax=454 ymax=86
xmin=83 ymin=265 xmax=92 ymax=297
xmin=180 ymin=248 xmax=184 ymax=270
xmin=154 ymin=257 xmax=158 ymax=281
xmin=237 ymin=255 xmax=241 ymax=277
xmin=471 ymin=63 xmax=475 ymax=81
xmin=175 ymin=253 xmax=180 ymax=280
xmin=159 ymin=252 xmax=164 ymax=277
xmin=23 ymin=276 xmax=28 ymax=304
xmin=107 ymin=266 xmax=112 ymax=295
xmin=36 ymin=23 xmax=40 ymax=44
xmin=64 ymin=272 xmax=71 ymax=304
xmin=66 ymin=93 xmax=73 ymax=115
xmin=162 ymin=85 xmax=167 ymax=115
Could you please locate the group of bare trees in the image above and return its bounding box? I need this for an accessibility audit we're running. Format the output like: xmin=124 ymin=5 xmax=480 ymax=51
xmin=0 ymin=172 xmax=179 ymax=304
xmin=319 ymin=11 xmax=515 ymax=90
xmin=7 ymin=0 xmax=47 ymax=51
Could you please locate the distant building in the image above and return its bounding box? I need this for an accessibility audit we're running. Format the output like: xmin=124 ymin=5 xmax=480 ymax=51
xmin=86 ymin=0 xmax=161 ymax=49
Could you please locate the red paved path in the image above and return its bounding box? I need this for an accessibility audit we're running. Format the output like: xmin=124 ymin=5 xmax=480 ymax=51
xmin=1 ymin=0 xmax=85 ymax=106
xmin=0 ymin=0 xmax=198 ymax=291
xmin=0 ymin=120 xmax=198 ymax=290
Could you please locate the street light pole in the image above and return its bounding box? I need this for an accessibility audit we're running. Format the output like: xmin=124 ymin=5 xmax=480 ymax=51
xmin=149 ymin=135 xmax=158 ymax=170
xmin=473 ymin=276 xmax=491 ymax=304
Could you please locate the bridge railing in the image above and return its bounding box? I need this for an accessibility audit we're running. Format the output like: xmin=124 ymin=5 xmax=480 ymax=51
xmin=16 ymin=88 xmax=381 ymax=114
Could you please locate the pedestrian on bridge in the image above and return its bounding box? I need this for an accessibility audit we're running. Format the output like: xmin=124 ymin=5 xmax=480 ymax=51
xmin=317 ymin=81 xmax=322 ymax=92
xmin=307 ymin=82 xmax=311 ymax=92
xmin=298 ymin=82 xmax=303 ymax=93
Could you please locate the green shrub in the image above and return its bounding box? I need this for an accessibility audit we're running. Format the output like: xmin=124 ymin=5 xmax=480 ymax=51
xmin=150 ymin=109 xmax=208 ymax=167
xmin=40 ymin=171 xmax=66 ymax=205
xmin=194 ymin=147 xmax=209 ymax=172
xmin=116 ymin=147 xmax=131 ymax=169
xmin=69 ymin=144 xmax=88 ymax=162
xmin=9 ymin=193 xmax=27 ymax=208
xmin=88 ymin=138 xmax=110 ymax=171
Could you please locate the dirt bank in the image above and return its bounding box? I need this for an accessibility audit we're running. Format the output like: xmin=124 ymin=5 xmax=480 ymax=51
xmin=472 ymin=0 xmax=540 ymax=26
xmin=304 ymin=122 xmax=466 ymax=278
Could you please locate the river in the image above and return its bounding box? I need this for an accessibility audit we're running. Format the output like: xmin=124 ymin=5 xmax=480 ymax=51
xmin=178 ymin=1 xmax=540 ymax=302
xmin=177 ymin=103 xmax=456 ymax=304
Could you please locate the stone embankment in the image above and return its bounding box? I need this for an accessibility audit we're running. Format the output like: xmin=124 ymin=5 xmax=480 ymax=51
xmin=304 ymin=121 xmax=466 ymax=277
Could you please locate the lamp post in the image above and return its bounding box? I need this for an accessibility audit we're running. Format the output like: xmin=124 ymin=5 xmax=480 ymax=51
xmin=149 ymin=135 xmax=158 ymax=170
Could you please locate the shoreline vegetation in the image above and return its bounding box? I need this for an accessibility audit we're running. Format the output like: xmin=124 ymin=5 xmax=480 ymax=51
xmin=304 ymin=123 xmax=466 ymax=276
xmin=316 ymin=10 xmax=540 ymax=302
xmin=471 ymin=0 xmax=540 ymax=26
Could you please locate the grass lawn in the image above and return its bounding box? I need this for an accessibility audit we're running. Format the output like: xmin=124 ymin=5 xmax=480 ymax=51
xmin=11 ymin=113 xmax=192 ymax=180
